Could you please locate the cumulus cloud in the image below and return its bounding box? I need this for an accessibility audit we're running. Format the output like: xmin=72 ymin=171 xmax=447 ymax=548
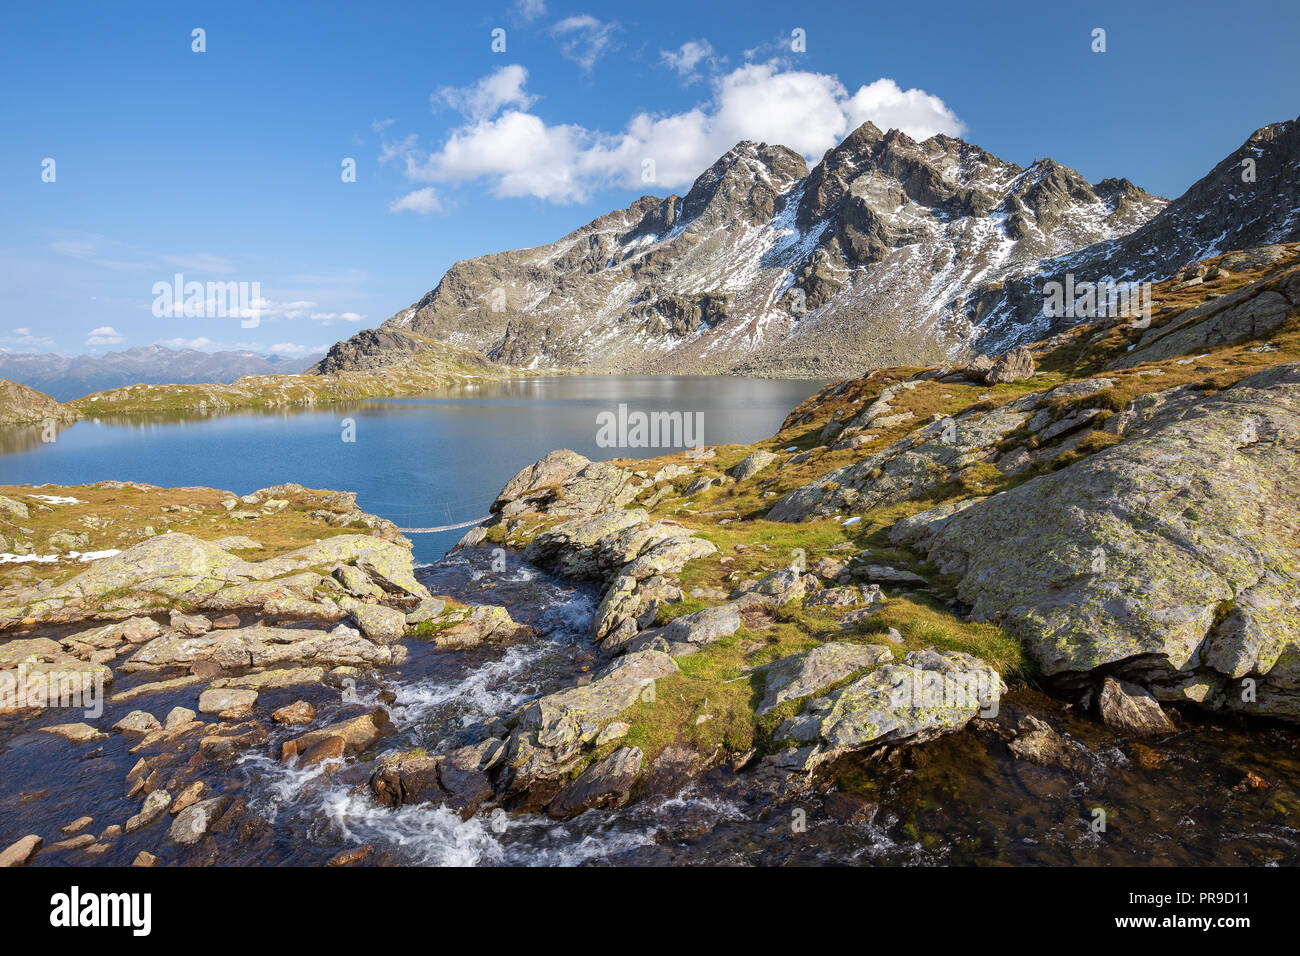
xmin=389 ymin=187 xmax=443 ymax=215
xmin=382 ymin=61 xmax=965 ymax=204
xmin=552 ymin=15 xmax=617 ymax=71
xmin=660 ymin=40 xmax=714 ymax=80
xmin=85 ymin=326 xmax=125 ymax=345
xmin=435 ymin=64 xmax=537 ymax=120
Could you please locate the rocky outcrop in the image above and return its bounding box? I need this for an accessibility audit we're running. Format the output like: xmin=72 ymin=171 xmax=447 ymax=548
xmin=1110 ymin=257 xmax=1299 ymax=368
xmin=892 ymin=362 xmax=1300 ymax=720
xmin=756 ymin=642 xmax=895 ymax=716
xmin=0 ymin=377 xmax=80 ymax=426
xmin=769 ymin=648 xmax=1004 ymax=774
xmin=2 ymin=531 xmax=429 ymax=629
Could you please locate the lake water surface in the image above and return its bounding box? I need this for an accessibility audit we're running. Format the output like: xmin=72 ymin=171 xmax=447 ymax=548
xmin=0 ymin=376 xmax=828 ymax=562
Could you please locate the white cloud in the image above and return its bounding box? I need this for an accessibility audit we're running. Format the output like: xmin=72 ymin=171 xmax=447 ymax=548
xmin=389 ymin=187 xmax=443 ymax=215
xmin=435 ymin=64 xmax=536 ymax=120
xmin=386 ymin=61 xmax=965 ymax=203
xmin=552 ymin=15 xmax=617 ymax=71
xmin=86 ymin=326 xmax=125 ymax=345
xmin=3 ymin=327 xmax=55 ymax=348
xmin=513 ymin=0 xmax=545 ymax=23
xmin=660 ymin=40 xmax=713 ymax=79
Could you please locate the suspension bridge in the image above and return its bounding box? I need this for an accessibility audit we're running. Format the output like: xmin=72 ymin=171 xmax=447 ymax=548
xmin=361 ymin=496 xmax=492 ymax=535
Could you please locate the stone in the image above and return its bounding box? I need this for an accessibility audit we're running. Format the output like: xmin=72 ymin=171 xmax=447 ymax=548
xmin=983 ymin=346 xmax=1036 ymax=384
xmin=729 ymin=450 xmax=778 ymax=481
xmin=594 ymin=720 xmax=630 ymax=746
xmin=163 ymin=706 xmax=197 ymax=730
xmin=60 ymin=816 xmax=93 ymax=835
xmin=1098 ymin=677 xmax=1176 ymax=736
xmin=891 ymin=363 xmax=1300 ymax=721
xmin=198 ymin=688 xmax=258 ymax=714
xmin=125 ymin=788 xmax=172 ymax=832
xmin=50 ymin=834 xmax=96 ymax=852
xmin=547 ymin=746 xmax=643 ymax=818
xmin=272 ymin=700 xmax=316 ymax=725
xmin=40 ymin=722 xmax=107 ymax=743
xmin=0 ymin=835 xmax=42 ymax=867
xmin=757 ymin=642 xmax=894 ymax=715
xmin=132 ymin=851 xmax=159 ymax=867
xmin=169 ymin=610 xmax=212 ymax=636
xmin=171 ymin=781 xmax=209 ymax=815
xmin=113 ymin=710 xmax=162 ymax=735
xmin=772 ymin=649 xmax=1004 ymax=773
xmin=282 ymin=708 xmax=390 ymax=761
xmin=210 ymin=614 xmax=241 ymax=629
xmin=168 ymin=796 xmax=229 ymax=846
xmin=431 ymin=604 xmax=528 ymax=648
xmin=405 ymin=596 xmax=446 ymax=624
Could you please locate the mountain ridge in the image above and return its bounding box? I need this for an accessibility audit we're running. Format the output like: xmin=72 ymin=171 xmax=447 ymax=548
xmin=314 ymin=116 xmax=1300 ymax=380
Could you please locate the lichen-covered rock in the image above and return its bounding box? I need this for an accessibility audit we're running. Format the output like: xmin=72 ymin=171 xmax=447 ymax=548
xmin=983 ymin=345 xmax=1036 ymax=384
xmin=125 ymin=622 xmax=404 ymax=672
xmin=772 ymin=648 xmax=1004 ymax=773
xmin=547 ymin=746 xmax=643 ymax=818
xmin=729 ymin=450 xmax=778 ymax=480
xmin=4 ymin=532 xmax=429 ymax=627
xmin=348 ymin=604 xmax=408 ymax=644
xmin=430 ymin=604 xmax=529 ymax=648
xmin=757 ymin=642 xmax=894 ymax=715
xmin=892 ymin=362 xmax=1300 ymax=721
xmin=501 ymin=650 xmax=677 ymax=792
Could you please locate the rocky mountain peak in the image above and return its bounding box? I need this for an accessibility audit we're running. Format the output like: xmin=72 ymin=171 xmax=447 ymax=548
xmin=315 ymin=116 xmax=1299 ymax=381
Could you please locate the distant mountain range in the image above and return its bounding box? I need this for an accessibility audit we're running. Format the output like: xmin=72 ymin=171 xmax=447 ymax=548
xmin=0 ymin=345 xmax=323 ymax=401
xmin=313 ymin=116 xmax=1300 ymax=379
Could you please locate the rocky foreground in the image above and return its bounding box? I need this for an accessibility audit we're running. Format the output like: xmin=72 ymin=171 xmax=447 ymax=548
xmin=2 ymin=243 xmax=1299 ymax=865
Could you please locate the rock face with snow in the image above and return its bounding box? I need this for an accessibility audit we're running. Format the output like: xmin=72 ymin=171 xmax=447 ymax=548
xmin=314 ymin=122 xmax=1195 ymax=379
xmin=969 ymin=117 xmax=1300 ymax=354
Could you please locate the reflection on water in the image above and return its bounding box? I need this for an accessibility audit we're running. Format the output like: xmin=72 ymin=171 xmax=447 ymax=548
xmin=0 ymin=376 xmax=829 ymax=563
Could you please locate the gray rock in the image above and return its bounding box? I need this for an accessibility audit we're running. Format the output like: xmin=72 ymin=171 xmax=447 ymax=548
xmin=773 ymin=648 xmax=1004 ymax=773
xmin=168 ymin=796 xmax=229 ymax=846
xmin=729 ymin=450 xmax=778 ymax=481
xmin=891 ymin=362 xmax=1300 ymax=721
xmin=547 ymin=746 xmax=644 ymax=818
xmin=125 ymin=788 xmax=172 ymax=833
xmin=197 ymin=688 xmax=258 ymax=714
xmin=113 ymin=710 xmax=162 ymax=735
xmin=348 ymin=604 xmax=408 ymax=644
xmin=757 ymin=642 xmax=894 ymax=715
xmin=1098 ymin=677 xmax=1176 ymax=736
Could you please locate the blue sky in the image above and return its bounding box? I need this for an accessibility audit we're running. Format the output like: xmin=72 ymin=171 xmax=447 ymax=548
xmin=2 ymin=0 xmax=1297 ymax=358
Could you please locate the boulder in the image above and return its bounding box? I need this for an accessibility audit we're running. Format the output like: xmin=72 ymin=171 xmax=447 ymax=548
xmin=729 ymin=450 xmax=778 ymax=481
xmin=348 ymin=604 xmax=408 ymax=644
xmin=892 ymin=363 xmax=1300 ymax=720
xmin=757 ymin=642 xmax=894 ymax=715
xmin=0 ymin=835 xmax=42 ymax=867
xmin=983 ymin=346 xmax=1036 ymax=384
xmin=113 ymin=710 xmax=162 ymax=734
xmin=124 ymin=789 xmax=172 ymax=833
xmin=772 ymin=648 xmax=1004 ymax=773
xmin=1098 ymin=677 xmax=1176 ymax=736
xmin=547 ymin=746 xmax=644 ymax=818
xmin=197 ymin=688 xmax=258 ymax=714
